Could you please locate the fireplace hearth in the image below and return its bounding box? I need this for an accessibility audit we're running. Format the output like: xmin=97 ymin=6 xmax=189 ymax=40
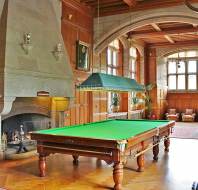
xmin=3 ymin=113 xmax=51 ymax=143
xmin=2 ymin=113 xmax=51 ymax=157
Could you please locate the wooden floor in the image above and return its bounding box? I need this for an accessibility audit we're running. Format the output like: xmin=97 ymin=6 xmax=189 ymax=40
xmin=1 ymin=128 xmax=198 ymax=189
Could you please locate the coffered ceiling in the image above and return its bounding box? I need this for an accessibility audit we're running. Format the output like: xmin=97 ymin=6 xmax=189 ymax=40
xmin=128 ymin=22 xmax=198 ymax=47
xmin=80 ymin=0 xmax=197 ymax=17
xmin=79 ymin=0 xmax=198 ymax=47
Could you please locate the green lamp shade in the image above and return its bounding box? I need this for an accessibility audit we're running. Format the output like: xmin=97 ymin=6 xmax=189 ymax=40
xmin=77 ymin=73 xmax=144 ymax=92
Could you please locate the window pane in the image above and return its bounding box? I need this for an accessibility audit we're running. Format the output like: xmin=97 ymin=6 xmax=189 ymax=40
xmin=113 ymin=68 xmax=116 ymax=75
xmin=108 ymin=92 xmax=112 ymax=112
xmin=187 ymin=51 xmax=196 ymax=57
xmin=179 ymin=52 xmax=185 ymax=57
xmin=177 ymin=61 xmax=185 ymax=73
xmin=188 ymin=60 xmax=196 ymax=73
xmin=168 ymin=75 xmax=176 ymax=90
xmin=178 ymin=75 xmax=185 ymax=90
xmin=109 ymin=39 xmax=119 ymax=49
xmin=113 ymin=51 xmax=117 ymax=66
xmin=188 ymin=75 xmax=197 ymax=90
xmin=129 ymin=59 xmax=135 ymax=70
xmin=168 ymin=61 xmax=176 ymax=74
xmin=107 ymin=67 xmax=111 ymax=74
xmin=130 ymin=47 xmax=136 ymax=57
xmin=107 ymin=48 xmax=111 ymax=65
xmin=131 ymin=60 xmax=135 ymax=71
xmin=168 ymin=53 xmax=177 ymax=58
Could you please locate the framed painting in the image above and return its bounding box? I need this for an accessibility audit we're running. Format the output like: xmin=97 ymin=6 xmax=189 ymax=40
xmin=76 ymin=40 xmax=90 ymax=71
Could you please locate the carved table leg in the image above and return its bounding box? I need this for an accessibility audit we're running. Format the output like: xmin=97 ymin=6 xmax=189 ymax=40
xmin=164 ymin=137 xmax=170 ymax=152
xmin=153 ymin=144 xmax=159 ymax=161
xmin=72 ymin=155 xmax=79 ymax=165
xmin=137 ymin=153 xmax=144 ymax=172
xmin=113 ymin=162 xmax=123 ymax=190
xmin=39 ymin=154 xmax=46 ymax=177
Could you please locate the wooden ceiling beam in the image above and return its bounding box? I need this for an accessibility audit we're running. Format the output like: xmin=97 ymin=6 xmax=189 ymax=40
xmin=148 ymin=39 xmax=198 ymax=48
xmin=80 ymin=0 xmax=94 ymax=3
xmin=151 ymin=23 xmax=161 ymax=31
xmin=83 ymin=0 xmax=121 ymax=6
xmin=92 ymin=0 xmax=198 ymax=17
xmin=94 ymin=2 xmax=123 ymax=9
xmin=130 ymin=27 xmax=198 ymax=38
xmin=164 ymin=35 xmax=175 ymax=43
xmin=151 ymin=23 xmax=175 ymax=44
xmin=123 ymin=0 xmax=136 ymax=7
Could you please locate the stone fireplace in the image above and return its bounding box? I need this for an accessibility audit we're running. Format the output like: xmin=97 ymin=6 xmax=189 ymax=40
xmin=1 ymin=97 xmax=70 ymax=159
xmin=0 ymin=0 xmax=74 ymax=159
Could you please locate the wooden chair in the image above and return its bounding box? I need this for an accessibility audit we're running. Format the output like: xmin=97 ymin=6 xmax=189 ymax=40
xmin=181 ymin=109 xmax=196 ymax=122
xmin=165 ymin=108 xmax=179 ymax=121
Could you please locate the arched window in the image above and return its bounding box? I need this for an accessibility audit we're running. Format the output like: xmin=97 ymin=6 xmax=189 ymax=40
xmin=107 ymin=39 xmax=119 ymax=112
xmin=129 ymin=47 xmax=137 ymax=79
xmin=167 ymin=50 xmax=198 ymax=91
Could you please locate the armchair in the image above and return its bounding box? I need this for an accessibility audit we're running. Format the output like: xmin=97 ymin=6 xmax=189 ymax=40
xmin=165 ymin=108 xmax=179 ymax=121
xmin=182 ymin=109 xmax=196 ymax=122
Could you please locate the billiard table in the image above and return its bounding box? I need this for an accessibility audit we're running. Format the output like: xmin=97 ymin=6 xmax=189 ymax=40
xmin=30 ymin=119 xmax=175 ymax=190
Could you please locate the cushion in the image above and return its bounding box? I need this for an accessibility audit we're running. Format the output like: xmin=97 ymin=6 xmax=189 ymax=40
xmin=169 ymin=109 xmax=176 ymax=114
xmin=168 ymin=114 xmax=178 ymax=117
xmin=185 ymin=109 xmax=193 ymax=115
xmin=183 ymin=115 xmax=193 ymax=118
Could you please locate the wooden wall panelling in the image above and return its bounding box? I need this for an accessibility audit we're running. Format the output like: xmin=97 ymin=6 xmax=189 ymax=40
xmin=118 ymin=42 xmax=128 ymax=112
xmin=118 ymin=42 xmax=123 ymax=76
xmin=62 ymin=0 xmax=93 ymax=125
xmin=146 ymin=48 xmax=158 ymax=117
xmin=167 ymin=93 xmax=198 ymax=114
xmin=157 ymin=87 xmax=168 ymax=119
xmin=99 ymin=92 xmax=108 ymax=120
xmin=64 ymin=110 xmax=71 ymax=126
xmin=120 ymin=93 xmax=128 ymax=112
xmin=136 ymin=49 xmax=141 ymax=83
xmin=145 ymin=48 xmax=168 ymax=119
xmin=92 ymin=92 xmax=100 ymax=122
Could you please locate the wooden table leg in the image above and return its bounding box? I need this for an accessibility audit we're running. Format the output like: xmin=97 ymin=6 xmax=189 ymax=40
xmin=137 ymin=153 xmax=144 ymax=172
xmin=164 ymin=137 xmax=170 ymax=152
xmin=72 ymin=155 xmax=79 ymax=165
xmin=39 ymin=154 xmax=46 ymax=177
xmin=113 ymin=162 xmax=123 ymax=190
xmin=153 ymin=144 xmax=159 ymax=161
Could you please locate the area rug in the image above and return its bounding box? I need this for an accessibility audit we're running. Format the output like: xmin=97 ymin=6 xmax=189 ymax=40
xmin=170 ymin=122 xmax=198 ymax=139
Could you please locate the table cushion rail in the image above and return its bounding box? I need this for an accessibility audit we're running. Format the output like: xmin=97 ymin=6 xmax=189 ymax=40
xmin=31 ymin=133 xmax=122 ymax=149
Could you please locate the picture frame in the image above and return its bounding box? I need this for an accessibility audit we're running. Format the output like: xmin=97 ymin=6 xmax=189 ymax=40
xmin=76 ymin=40 xmax=90 ymax=71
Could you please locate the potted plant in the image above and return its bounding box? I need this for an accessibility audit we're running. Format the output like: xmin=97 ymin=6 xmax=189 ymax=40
xmin=111 ymin=93 xmax=120 ymax=112
xmin=143 ymin=83 xmax=156 ymax=119
xmin=131 ymin=96 xmax=139 ymax=110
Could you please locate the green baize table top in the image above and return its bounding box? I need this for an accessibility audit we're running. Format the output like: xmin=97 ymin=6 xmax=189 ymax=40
xmin=35 ymin=119 xmax=171 ymax=141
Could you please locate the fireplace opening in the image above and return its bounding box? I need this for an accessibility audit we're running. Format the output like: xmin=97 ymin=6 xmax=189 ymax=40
xmin=2 ymin=113 xmax=51 ymax=158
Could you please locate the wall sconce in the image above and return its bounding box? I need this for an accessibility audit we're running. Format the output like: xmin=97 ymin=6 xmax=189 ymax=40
xmin=53 ymin=43 xmax=63 ymax=61
xmin=21 ymin=33 xmax=32 ymax=54
xmin=68 ymin=14 xmax=73 ymax=20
